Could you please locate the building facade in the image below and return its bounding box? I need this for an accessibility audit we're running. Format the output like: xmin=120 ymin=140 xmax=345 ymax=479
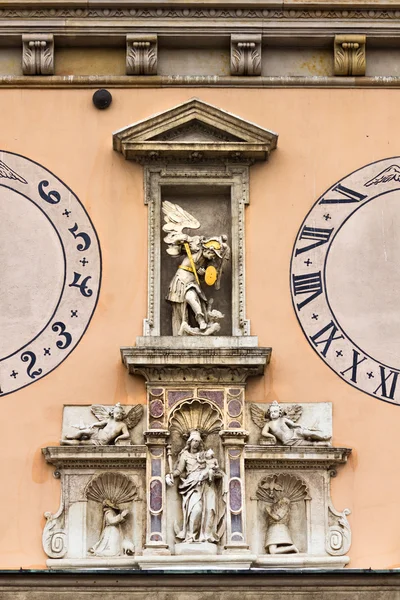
xmin=1 ymin=1 xmax=400 ymax=596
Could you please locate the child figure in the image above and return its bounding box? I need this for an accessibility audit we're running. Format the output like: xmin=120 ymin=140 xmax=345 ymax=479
xmin=262 ymin=401 xmax=331 ymax=447
xmin=204 ymin=448 xmax=219 ymax=482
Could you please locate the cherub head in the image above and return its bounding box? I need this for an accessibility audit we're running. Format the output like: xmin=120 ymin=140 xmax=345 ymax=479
xmin=112 ymin=403 xmax=126 ymax=422
xmin=266 ymin=401 xmax=284 ymax=421
xmin=205 ymin=448 xmax=214 ymax=460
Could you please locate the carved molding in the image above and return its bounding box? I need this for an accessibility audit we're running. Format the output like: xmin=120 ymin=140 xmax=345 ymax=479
xmin=3 ymin=7 xmax=400 ymax=21
xmin=126 ymin=34 xmax=157 ymax=75
xmin=231 ymin=35 xmax=262 ymax=76
xmin=334 ymin=35 xmax=366 ymax=76
xmin=113 ymin=98 xmax=277 ymax=163
xmin=245 ymin=445 xmax=351 ymax=471
xmin=22 ymin=34 xmax=54 ymax=75
xmin=121 ymin=345 xmax=271 ymax=383
xmin=42 ymin=446 xmax=147 ymax=471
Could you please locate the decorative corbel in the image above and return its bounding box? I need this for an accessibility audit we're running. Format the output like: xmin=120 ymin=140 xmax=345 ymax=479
xmin=334 ymin=35 xmax=366 ymax=76
xmin=230 ymin=34 xmax=262 ymax=76
xmin=22 ymin=34 xmax=54 ymax=75
xmin=126 ymin=34 xmax=158 ymax=75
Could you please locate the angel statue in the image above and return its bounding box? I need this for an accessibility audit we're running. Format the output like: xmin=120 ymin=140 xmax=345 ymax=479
xmin=250 ymin=400 xmax=331 ymax=447
xmin=162 ymin=200 xmax=230 ymax=336
xmin=256 ymin=474 xmax=309 ymax=554
xmin=61 ymin=403 xmax=143 ymax=446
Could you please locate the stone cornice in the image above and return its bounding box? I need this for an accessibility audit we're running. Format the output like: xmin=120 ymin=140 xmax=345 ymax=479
xmin=42 ymin=445 xmax=147 ymax=471
xmin=3 ymin=75 xmax=400 ymax=88
xmin=245 ymin=445 xmax=352 ymax=473
xmin=1 ymin=3 xmax=400 ymax=23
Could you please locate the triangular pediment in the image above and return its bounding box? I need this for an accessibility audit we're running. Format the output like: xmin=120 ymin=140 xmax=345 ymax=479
xmin=113 ymin=99 xmax=278 ymax=162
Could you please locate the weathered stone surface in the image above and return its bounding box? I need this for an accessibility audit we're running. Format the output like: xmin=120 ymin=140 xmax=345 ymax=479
xmin=1 ymin=572 xmax=400 ymax=600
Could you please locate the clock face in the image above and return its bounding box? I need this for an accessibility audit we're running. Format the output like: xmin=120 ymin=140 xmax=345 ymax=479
xmin=0 ymin=151 xmax=101 ymax=396
xmin=290 ymin=157 xmax=400 ymax=405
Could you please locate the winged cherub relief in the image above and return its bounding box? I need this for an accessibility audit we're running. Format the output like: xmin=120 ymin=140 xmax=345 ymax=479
xmin=61 ymin=403 xmax=143 ymax=446
xmin=250 ymin=401 xmax=331 ymax=447
xmin=162 ymin=201 xmax=230 ymax=336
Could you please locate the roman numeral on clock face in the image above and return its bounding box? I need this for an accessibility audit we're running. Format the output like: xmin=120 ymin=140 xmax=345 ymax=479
xmin=295 ymin=226 xmax=334 ymax=256
xmin=374 ymin=366 xmax=399 ymax=400
xmin=340 ymin=349 xmax=367 ymax=383
xmin=310 ymin=320 xmax=344 ymax=357
xmin=292 ymin=272 xmax=323 ymax=310
xmin=319 ymin=183 xmax=367 ymax=205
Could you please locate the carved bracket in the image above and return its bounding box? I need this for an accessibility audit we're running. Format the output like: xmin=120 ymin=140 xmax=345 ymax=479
xmin=326 ymin=505 xmax=352 ymax=556
xmin=22 ymin=34 xmax=54 ymax=75
xmin=126 ymin=34 xmax=158 ymax=75
xmin=334 ymin=35 xmax=366 ymax=76
xmin=231 ymin=34 xmax=262 ymax=76
xmin=42 ymin=493 xmax=67 ymax=559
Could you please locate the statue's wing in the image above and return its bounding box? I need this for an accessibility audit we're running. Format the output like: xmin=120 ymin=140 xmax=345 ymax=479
xmin=364 ymin=164 xmax=400 ymax=187
xmin=90 ymin=405 xmax=111 ymax=421
xmin=285 ymin=404 xmax=302 ymax=422
xmin=162 ymin=200 xmax=200 ymax=243
xmin=250 ymin=403 xmax=267 ymax=429
xmin=0 ymin=159 xmax=28 ymax=184
xmin=124 ymin=404 xmax=144 ymax=430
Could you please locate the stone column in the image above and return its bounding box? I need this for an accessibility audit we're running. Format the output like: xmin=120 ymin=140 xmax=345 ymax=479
xmin=144 ymin=430 xmax=170 ymax=555
xmin=220 ymin=429 xmax=250 ymax=553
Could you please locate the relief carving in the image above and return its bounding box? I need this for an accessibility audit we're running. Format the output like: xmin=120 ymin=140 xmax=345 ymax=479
xmin=61 ymin=403 xmax=143 ymax=446
xmin=86 ymin=472 xmax=137 ymax=557
xmin=22 ymin=34 xmax=54 ymax=75
xmin=231 ymin=35 xmax=262 ymax=76
xmin=256 ymin=474 xmax=309 ymax=555
xmin=334 ymin=35 xmax=366 ymax=76
xmin=126 ymin=34 xmax=157 ymax=75
xmin=250 ymin=401 xmax=331 ymax=446
xmin=326 ymin=506 xmax=352 ymax=556
xmin=42 ymin=498 xmax=67 ymax=559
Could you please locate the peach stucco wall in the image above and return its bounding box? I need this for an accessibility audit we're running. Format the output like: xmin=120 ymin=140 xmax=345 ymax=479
xmin=0 ymin=87 xmax=399 ymax=569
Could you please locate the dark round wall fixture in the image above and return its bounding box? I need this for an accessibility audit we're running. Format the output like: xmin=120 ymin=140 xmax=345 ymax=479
xmin=92 ymin=89 xmax=112 ymax=110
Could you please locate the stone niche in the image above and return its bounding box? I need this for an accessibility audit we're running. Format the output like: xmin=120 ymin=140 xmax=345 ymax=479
xmin=113 ymin=98 xmax=278 ymax=339
xmin=42 ymin=100 xmax=352 ymax=571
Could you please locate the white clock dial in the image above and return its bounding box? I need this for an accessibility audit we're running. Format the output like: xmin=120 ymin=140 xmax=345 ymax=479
xmin=0 ymin=151 xmax=101 ymax=396
xmin=290 ymin=158 xmax=400 ymax=405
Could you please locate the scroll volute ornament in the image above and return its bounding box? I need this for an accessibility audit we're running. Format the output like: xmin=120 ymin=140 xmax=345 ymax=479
xmin=334 ymin=35 xmax=366 ymax=76
xmin=231 ymin=34 xmax=262 ymax=76
xmin=126 ymin=34 xmax=157 ymax=75
xmin=22 ymin=34 xmax=54 ymax=75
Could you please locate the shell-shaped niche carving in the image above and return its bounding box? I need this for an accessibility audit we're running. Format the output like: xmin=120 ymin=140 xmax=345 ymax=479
xmin=256 ymin=473 xmax=310 ymax=504
xmin=170 ymin=398 xmax=223 ymax=438
xmin=86 ymin=472 xmax=138 ymax=507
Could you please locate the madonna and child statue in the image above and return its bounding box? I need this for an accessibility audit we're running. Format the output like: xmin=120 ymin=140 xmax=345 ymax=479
xmin=166 ymin=405 xmax=227 ymax=553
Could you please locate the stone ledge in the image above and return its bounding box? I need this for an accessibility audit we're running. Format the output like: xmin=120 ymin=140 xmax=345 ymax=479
xmin=3 ymin=76 xmax=400 ymax=88
xmin=245 ymin=445 xmax=351 ymax=471
xmin=1 ymin=570 xmax=400 ymax=597
xmin=42 ymin=445 xmax=147 ymax=470
xmin=121 ymin=342 xmax=271 ymax=372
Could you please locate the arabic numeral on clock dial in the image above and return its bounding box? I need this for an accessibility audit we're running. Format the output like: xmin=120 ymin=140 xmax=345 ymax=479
xmin=21 ymin=351 xmax=43 ymax=379
xmin=52 ymin=322 xmax=72 ymax=350
xmin=38 ymin=180 xmax=61 ymax=204
xmin=69 ymin=272 xmax=93 ymax=297
xmin=68 ymin=223 xmax=91 ymax=252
